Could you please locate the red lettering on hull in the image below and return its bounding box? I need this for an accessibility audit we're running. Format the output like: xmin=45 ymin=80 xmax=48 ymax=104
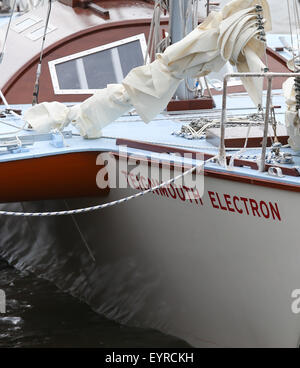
xmin=207 ymin=191 xmax=281 ymax=222
xmin=123 ymin=172 xmax=282 ymax=221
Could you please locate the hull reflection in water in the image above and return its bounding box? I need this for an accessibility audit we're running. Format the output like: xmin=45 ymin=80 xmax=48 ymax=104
xmin=0 ymin=258 xmax=189 ymax=347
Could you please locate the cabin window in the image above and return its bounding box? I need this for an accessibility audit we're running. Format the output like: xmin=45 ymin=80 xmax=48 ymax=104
xmin=48 ymin=34 xmax=147 ymax=95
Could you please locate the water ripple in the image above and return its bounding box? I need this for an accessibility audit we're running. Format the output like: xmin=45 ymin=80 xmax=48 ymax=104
xmin=0 ymin=258 xmax=190 ymax=348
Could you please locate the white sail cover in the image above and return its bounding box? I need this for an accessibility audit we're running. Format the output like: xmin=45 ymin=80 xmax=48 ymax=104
xmin=24 ymin=0 xmax=271 ymax=138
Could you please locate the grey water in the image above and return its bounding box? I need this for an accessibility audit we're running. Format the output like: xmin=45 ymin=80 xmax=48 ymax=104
xmin=0 ymin=257 xmax=189 ymax=348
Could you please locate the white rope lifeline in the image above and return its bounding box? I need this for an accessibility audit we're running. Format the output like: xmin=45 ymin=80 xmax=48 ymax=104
xmin=0 ymin=159 xmax=208 ymax=217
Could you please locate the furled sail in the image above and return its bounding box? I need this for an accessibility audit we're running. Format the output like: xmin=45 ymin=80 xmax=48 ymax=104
xmin=24 ymin=0 xmax=271 ymax=139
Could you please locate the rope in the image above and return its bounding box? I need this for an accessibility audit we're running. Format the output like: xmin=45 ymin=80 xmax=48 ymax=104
xmin=293 ymin=0 xmax=300 ymax=57
xmin=0 ymin=90 xmax=31 ymax=135
xmin=0 ymin=88 xmax=24 ymax=122
xmin=287 ymin=0 xmax=295 ymax=56
xmin=229 ymin=122 xmax=253 ymax=168
xmin=0 ymin=0 xmax=27 ymax=131
xmin=0 ymin=156 xmax=213 ymax=217
xmin=144 ymin=0 xmax=164 ymax=64
xmin=63 ymin=200 xmax=96 ymax=262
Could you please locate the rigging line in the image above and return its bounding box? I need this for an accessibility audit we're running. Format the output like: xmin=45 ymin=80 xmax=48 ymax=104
xmin=0 ymin=0 xmax=24 ymax=124
xmin=292 ymin=0 xmax=300 ymax=60
xmin=192 ymin=0 xmax=197 ymax=29
xmin=229 ymin=122 xmax=253 ymax=168
xmin=144 ymin=10 xmax=154 ymax=64
xmin=184 ymin=0 xmax=193 ymax=37
xmin=144 ymin=0 xmax=160 ymax=64
xmin=0 ymin=89 xmax=22 ymax=121
xmin=63 ymin=200 xmax=96 ymax=262
xmin=183 ymin=1 xmax=199 ymax=97
xmin=180 ymin=0 xmax=185 ymax=37
xmin=32 ymin=0 xmax=52 ymax=106
xmin=287 ymin=0 xmax=295 ymax=58
xmin=294 ymin=0 xmax=300 ymax=62
xmin=0 ymin=0 xmax=17 ymax=64
xmin=206 ymin=0 xmax=210 ymax=16
xmin=0 ymin=120 xmax=28 ymax=135
xmin=154 ymin=0 xmax=162 ymax=52
xmin=0 ymin=89 xmax=9 ymax=108
xmin=0 ymin=89 xmax=30 ymax=134
xmin=256 ymin=0 xmax=274 ymax=122
xmin=151 ymin=2 xmax=160 ymax=57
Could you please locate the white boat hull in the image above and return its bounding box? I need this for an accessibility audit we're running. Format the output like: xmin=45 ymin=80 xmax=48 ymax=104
xmin=0 ymin=165 xmax=300 ymax=347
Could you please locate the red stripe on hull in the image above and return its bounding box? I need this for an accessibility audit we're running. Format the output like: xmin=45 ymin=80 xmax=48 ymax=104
xmin=0 ymin=152 xmax=109 ymax=203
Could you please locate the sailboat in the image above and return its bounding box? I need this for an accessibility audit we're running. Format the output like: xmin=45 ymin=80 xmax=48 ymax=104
xmin=0 ymin=0 xmax=299 ymax=348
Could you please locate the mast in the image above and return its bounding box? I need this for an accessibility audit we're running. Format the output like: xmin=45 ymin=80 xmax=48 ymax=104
xmin=169 ymin=0 xmax=194 ymax=100
xmin=167 ymin=0 xmax=214 ymax=109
